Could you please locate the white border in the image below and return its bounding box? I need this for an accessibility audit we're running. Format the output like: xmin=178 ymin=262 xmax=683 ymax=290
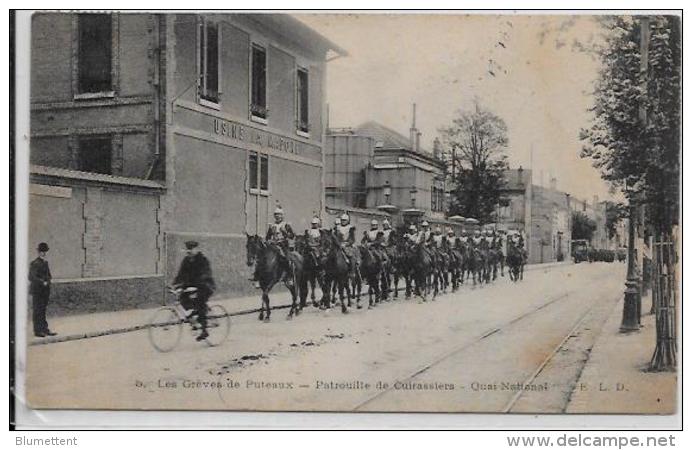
xmin=10 ymin=5 xmax=684 ymax=433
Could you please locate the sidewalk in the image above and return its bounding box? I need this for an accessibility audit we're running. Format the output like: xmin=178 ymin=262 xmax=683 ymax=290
xmin=28 ymin=292 xmax=286 ymax=346
xmin=28 ymin=260 xmax=573 ymax=346
xmin=566 ymin=292 xmax=677 ymax=414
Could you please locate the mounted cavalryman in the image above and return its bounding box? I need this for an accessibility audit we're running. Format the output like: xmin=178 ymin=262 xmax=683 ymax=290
xmin=432 ymin=226 xmax=445 ymax=249
xmin=257 ymin=204 xmax=296 ymax=287
xmin=305 ymin=215 xmax=323 ymax=264
xmin=418 ymin=220 xmax=433 ymax=245
xmin=266 ymin=204 xmax=295 ymax=252
xmin=381 ymin=218 xmax=394 ymax=246
xmin=472 ymin=229 xmax=483 ymax=247
xmin=405 ymin=224 xmax=418 ymax=244
xmin=335 ymin=213 xmax=357 ymax=270
xmin=446 ymin=227 xmax=458 ymax=249
xmin=459 ymin=229 xmax=469 ymax=246
xmin=361 ymin=219 xmax=386 ymax=264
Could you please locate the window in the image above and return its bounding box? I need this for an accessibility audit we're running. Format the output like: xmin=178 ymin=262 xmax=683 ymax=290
xmin=431 ymin=186 xmax=445 ymax=212
xmin=249 ymin=152 xmax=269 ymax=194
xmin=78 ymin=14 xmax=113 ymax=94
xmin=79 ymin=135 xmax=112 ymax=174
xmin=251 ymin=44 xmax=267 ymax=120
xmin=199 ymin=19 xmax=219 ymax=104
xmin=296 ymin=68 xmax=309 ymax=134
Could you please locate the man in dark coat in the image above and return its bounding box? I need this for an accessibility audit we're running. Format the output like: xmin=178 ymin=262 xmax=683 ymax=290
xmin=173 ymin=241 xmax=216 ymax=341
xmin=29 ymin=242 xmax=56 ymax=337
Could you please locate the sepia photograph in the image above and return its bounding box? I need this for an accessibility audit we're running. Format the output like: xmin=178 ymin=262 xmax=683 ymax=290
xmin=15 ymin=10 xmax=680 ymax=417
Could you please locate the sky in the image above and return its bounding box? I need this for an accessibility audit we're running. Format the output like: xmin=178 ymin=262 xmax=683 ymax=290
xmin=296 ymin=13 xmax=614 ymax=204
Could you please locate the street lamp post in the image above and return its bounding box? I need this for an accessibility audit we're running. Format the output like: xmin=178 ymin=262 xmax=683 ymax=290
xmin=620 ymin=197 xmax=641 ymax=333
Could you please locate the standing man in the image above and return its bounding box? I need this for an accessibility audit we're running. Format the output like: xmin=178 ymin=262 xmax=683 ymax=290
xmin=29 ymin=242 xmax=56 ymax=337
xmin=173 ymin=241 xmax=216 ymax=341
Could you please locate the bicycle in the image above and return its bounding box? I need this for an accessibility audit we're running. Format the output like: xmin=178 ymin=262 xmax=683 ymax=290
xmin=147 ymin=286 xmax=231 ymax=352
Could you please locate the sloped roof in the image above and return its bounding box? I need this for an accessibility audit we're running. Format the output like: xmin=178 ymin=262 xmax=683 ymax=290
xmin=355 ymin=121 xmax=424 ymax=152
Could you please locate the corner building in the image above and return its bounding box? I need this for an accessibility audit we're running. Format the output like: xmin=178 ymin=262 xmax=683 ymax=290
xmin=29 ymin=13 xmax=344 ymax=314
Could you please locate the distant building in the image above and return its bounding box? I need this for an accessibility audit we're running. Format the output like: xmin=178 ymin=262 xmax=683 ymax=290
xmin=325 ymin=110 xmax=455 ymax=231
xmin=29 ymin=13 xmax=345 ymax=313
xmin=530 ymin=180 xmax=572 ymax=264
xmin=570 ymin=195 xmax=609 ymax=249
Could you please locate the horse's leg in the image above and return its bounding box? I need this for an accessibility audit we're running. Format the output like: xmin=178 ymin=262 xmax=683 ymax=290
xmin=262 ymin=290 xmax=271 ymax=322
xmin=286 ymin=284 xmax=297 ymax=320
xmin=340 ymin=277 xmax=349 ymax=313
xmin=393 ymin=270 xmax=399 ymax=299
xmin=259 ymin=289 xmax=266 ymax=321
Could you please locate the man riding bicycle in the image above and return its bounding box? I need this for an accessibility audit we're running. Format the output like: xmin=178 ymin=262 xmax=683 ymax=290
xmin=173 ymin=240 xmax=216 ymax=341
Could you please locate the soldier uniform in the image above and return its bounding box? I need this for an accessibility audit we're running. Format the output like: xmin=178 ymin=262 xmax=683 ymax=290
xmin=447 ymin=228 xmax=458 ymax=249
xmin=405 ymin=225 xmax=418 ymax=243
xmin=381 ymin=219 xmax=393 ymax=246
xmin=432 ymin=227 xmax=445 ymax=249
xmin=29 ymin=242 xmax=55 ymax=337
xmin=362 ymin=219 xmax=388 ymax=264
xmin=336 ymin=214 xmax=357 ymax=268
xmin=306 ymin=216 xmax=322 ymax=264
xmin=266 ymin=207 xmax=295 ymax=251
xmin=417 ymin=221 xmax=433 ymax=245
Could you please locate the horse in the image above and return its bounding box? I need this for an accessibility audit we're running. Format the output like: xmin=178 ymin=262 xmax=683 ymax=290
xmin=389 ymin=236 xmax=412 ymax=299
xmin=429 ymin=245 xmax=447 ymax=295
xmin=359 ymin=243 xmax=384 ymax=308
xmin=321 ymin=232 xmax=354 ymax=313
xmin=294 ymin=233 xmax=325 ymax=308
xmin=245 ymin=234 xmax=307 ymax=322
xmin=487 ymin=246 xmax=501 ymax=282
xmin=448 ymin=240 xmax=465 ymax=291
xmin=465 ymin=244 xmax=486 ymax=286
xmin=408 ymin=242 xmax=434 ymax=301
xmin=506 ymin=242 xmax=524 ymax=282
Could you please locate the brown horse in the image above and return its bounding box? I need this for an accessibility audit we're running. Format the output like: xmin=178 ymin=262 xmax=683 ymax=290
xmin=321 ymin=232 xmax=353 ymax=313
xmin=245 ymin=234 xmax=307 ymax=321
xmin=295 ymin=233 xmax=325 ymax=308
xmin=359 ymin=243 xmax=384 ymax=308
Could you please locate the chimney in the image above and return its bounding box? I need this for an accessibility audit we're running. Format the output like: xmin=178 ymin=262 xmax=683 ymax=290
xmin=517 ymin=166 xmax=524 ymax=186
xmin=410 ymin=103 xmax=418 ymax=151
xmin=433 ymin=138 xmax=441 ymax=159
xmin=550 ymin=176 xmax=557 ymax=191
xmin=416 ymin=131 xmax=422 ymax=153
xmin=593 ymin=195 xmax=599 ymax=206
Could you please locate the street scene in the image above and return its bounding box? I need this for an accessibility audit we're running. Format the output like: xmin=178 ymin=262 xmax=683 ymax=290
xmin=22 ymin=12 xmax=679 ymax=414
xmin=29 ymin=261 xmax=673 ymax=413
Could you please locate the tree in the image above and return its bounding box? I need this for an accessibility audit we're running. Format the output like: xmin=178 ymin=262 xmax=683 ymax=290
xmin=572 ymin=211 xmax=597 ymax=242
xmin=605 ymin=201 xmax=627 ymax=240
xmin=580 ymin=16 xmax=680 ymax=237
xmin=438 ymin=101 xmax=509 ymax=224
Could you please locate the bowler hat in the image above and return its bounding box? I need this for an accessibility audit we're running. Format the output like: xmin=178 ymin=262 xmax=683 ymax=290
xmin=185 ymin=240 xmax=199 ymax=250
xmin=37 ymin=242 xmax=49 ymax=252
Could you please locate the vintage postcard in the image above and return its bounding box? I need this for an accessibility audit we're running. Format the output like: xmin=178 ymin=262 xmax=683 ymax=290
xmin=18 ymin=11 xmax=679 ymax=414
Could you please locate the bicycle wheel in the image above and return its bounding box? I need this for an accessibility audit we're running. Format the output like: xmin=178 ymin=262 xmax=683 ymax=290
xmin=148 ymin=306 xmax=183 ymax=352
xmin=204 ymin=304 xmax=231 ymax=347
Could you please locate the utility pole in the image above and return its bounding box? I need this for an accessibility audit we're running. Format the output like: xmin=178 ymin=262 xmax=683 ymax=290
xmin=620 ymin=16 xmax=648 ymax=333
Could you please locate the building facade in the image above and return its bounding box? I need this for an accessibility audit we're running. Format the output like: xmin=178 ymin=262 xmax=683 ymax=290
xmin=325 ymin=120 xmax=453 ymax=232
xmin=29 ymin=13 xmax=344 ymax=314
